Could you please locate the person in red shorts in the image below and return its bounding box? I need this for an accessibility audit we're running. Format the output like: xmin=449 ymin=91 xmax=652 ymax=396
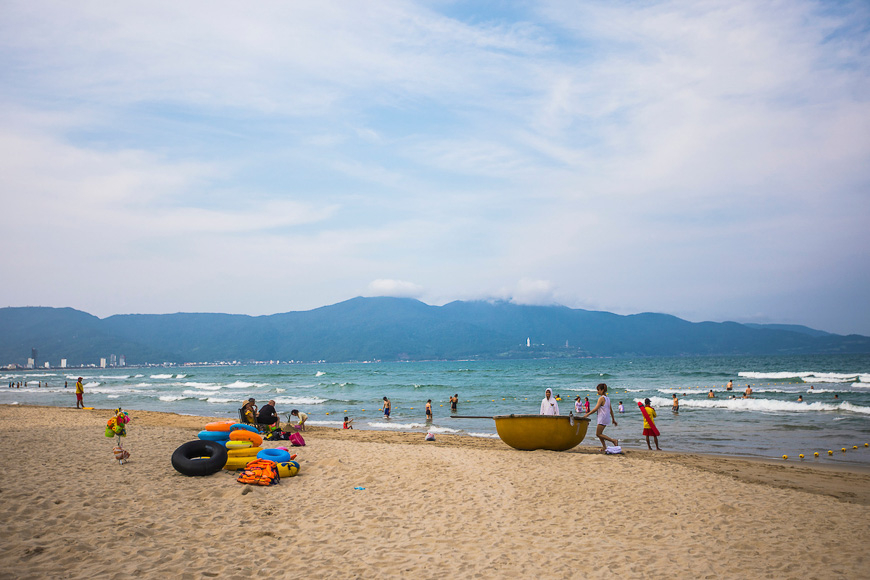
xmin=75 ymin=377 xmax=84 ymax=409
xmin=641 ymin=398 xmax=661 ymax=450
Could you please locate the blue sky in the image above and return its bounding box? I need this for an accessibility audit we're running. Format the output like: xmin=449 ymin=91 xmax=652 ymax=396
xmin=1 ymin=0 xmax=869 ymax=335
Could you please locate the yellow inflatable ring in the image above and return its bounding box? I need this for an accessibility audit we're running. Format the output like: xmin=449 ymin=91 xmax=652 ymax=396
xmin=277 ymin=460 xmax=300 ymax=478
xmin=226 ymin=446 xmax=263 ymax=457
xmin=225 ymin=440 xmax=253 ymax=449
xmin=229 ymin=429 xmax=263 ymax=447
xmin=223 ymin=456 xmax=255 ymax=471
xmin=204 ymin=421 xmax=235 ymax=432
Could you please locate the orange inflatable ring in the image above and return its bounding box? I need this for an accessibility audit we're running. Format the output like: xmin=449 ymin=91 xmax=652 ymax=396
xmin=227 ymin=446 xmax=263 ymax=458
xmin=229 ymin=429 xmax=263 ymax=447
xmin=204 ymin=421 xmax=235 ymax=432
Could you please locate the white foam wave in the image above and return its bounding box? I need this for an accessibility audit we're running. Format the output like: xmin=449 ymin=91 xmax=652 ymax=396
xmin=468 ymin=432 xmax=500 ymax=438
xmin=182 ymin=382 xmax=220 ymax=390
xmin=366 ymin=421 xmax=429 ymax=430
xmin=644 ymin=396 xmax=870 ymax=415
xmin=225 ymin=381 xmax=268 ymax=389
xmin=159 ymin=395 xmax=189 ymax=402
xmin=205 ymin=396 xmax=239 ymax=404
xmin=738 ymin=371 xmax=869 ymax=383
xmin=273 ymin=396 xmax=326 ymax=406
xmin=150 ymin=374 xmax=173 ymax=379
xmin=308 ymin=420 xmax=342 ymax=427
xmin=427 ymin=425 xmax=460 ymax=434
xmin=315 ymin=371 xmax=326 ymax=377
xmin=175 ymin=374 xmax=187 ymax=379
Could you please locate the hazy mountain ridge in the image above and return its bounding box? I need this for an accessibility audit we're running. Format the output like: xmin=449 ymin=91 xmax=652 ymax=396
xmin=1 ymin=297 xmax=868 ymax=366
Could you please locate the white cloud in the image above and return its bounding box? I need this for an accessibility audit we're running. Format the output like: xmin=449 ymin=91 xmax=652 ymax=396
xmin=367 ymin=279 xmax=425 ymax=299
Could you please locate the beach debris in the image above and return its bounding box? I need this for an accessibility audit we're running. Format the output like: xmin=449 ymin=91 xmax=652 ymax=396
xmin=425 ymin=432 xmax=435 ymax=441
xmin=354 ymin=487 xmax=365 ymax=490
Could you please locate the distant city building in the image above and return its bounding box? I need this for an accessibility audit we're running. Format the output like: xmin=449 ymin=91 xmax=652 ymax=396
xmin=44 ymin=362 xmax=50 ymax=369
xmin=27 ymin=358 xmax=34 ymax=369
xmin=61 ymin=359 xmax=67 ymax=368
xmin=119 ymin=355 xmax=126 ymax=367
xmin=100 ymin=358 xmax=107 ymax=368
xmin=109 ymin=354 xmax=117 ymax=367
xmin=31 ymin=348 xmax=38 ymax=368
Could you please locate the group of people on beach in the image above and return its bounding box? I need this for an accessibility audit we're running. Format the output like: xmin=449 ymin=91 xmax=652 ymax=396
xmin=379 ymin=393 xmax=460 ymax=421
xmin=541 ymin=384 xmax=663 ymax=452
xmin=241 ymin=397 xmax=307 ymax=431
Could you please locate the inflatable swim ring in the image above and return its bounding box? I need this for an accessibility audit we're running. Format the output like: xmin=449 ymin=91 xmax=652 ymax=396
xmin=204 ymin=421 xmax=235 ymax=432
xmin=227 ymin=446 xmax=263 ymax=457
xmin=257 ymin=448 xmax=292 ymax=463
xmin=277 ymin=460 xmax=300 ymax=478
xmin=225 ymin=440 xmax=253 ymax=449
xmin=229 ymin=429 xmax=263 ymax=447
xmin=223 ymin=456 xmax=255 ymax=471
xmin=229 ymin=423 xmax=259 ymax=433
xmin=198 ymin=430 xmax=230 ymax=442
xmin=171 ymin=440 xmax=228 ymax=477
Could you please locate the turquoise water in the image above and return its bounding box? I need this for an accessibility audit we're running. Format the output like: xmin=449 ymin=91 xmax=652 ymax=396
xmin=4 ymin=354 xmax=870 ymax=464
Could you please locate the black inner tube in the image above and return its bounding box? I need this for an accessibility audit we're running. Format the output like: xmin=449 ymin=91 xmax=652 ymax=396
xmin=171 ymin=439 xmax=228 ymax=476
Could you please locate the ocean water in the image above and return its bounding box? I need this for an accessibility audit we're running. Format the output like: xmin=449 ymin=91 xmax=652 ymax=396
xmin=3 ymin=354 xmax=870 ymax=465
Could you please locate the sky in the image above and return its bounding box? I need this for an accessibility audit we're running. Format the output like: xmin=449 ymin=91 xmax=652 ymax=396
xmin=1 ymin=1 xmax=869 ymax=335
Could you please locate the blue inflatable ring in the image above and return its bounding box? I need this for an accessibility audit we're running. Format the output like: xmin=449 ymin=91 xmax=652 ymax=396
xmin=230 ymin=423 xmax=260 ymax=433
xmin=198 ymin=430 xmax=230 ymax=441
xmin=257 ymin=448 xmax=292 ymax=463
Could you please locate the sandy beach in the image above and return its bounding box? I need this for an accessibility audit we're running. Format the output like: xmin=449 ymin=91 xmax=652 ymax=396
xmin=1 ymin=405 xmax=868 ymax=579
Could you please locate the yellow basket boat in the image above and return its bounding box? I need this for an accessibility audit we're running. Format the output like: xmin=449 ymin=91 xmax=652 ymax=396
xmin=494 ymin=414 xmax=590 ymax=451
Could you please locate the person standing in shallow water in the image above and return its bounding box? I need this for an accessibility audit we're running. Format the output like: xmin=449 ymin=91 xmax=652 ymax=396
xmin=672 ymin=393 xmax=679 ymax=413
xmin=450 ymin=394 xmax=458 ymax=414
xmin=425 ymin=399 xmax=433 ymax=421
xmin=382 ymin=397 xmax=391 ymax=418
xmin=583 ymin=383 xmax=618 ymax=451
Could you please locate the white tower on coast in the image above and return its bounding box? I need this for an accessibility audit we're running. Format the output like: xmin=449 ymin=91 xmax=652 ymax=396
xmin=527 ymin=337 xmax=531 ymax=347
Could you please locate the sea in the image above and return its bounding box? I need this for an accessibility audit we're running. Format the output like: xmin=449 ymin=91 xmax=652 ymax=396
xmin=4 ymin=354 xmax=870 ymax=465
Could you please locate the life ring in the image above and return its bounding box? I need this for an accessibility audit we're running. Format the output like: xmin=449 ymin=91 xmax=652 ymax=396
xmin=198 ymin=430 xmax=230 ymax=442
xmin=204 ymin=421 xmax=234 ymax=432
xmin=171 ymin=440 xmax=228 ymax=477
xmin=230 ymin=423 xmax=260 ymax=433
xmin=229 ymin=429 xmax=263 ymax=447
xmin=227 ymin=446 xmax=263 ymax=457
xmin=225 ymin=440 xmax=253 ymax=449
xmin=277 ymin=460 xmax=300 ymax=478
xmin=257 ymin=448 xmax=292 ymax=463
xmin=223 ymin=456 xmax=255 ymax=471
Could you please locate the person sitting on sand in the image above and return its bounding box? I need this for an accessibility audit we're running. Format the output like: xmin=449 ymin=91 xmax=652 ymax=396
xmin=708 ymin=390 xmax=715 ymax=399
xmin=242 ymin=398 xmax=258 ymax=423
xmin=257 ymin=400 xmax=279 ymax=426
xmin=583 ymin=383 xmax=618 ymax=451
xmin=540 ymin=388 xmax=559 ymax=415
xmin=642 ymin=398 xmax=661 ymax=450
xmin=672 ymin=393 xmax=679 ymax=413
xmin=343 ymin=416 xmax=354 ymax=429
xmin=289 ymin=409 xmax=308 ymax=431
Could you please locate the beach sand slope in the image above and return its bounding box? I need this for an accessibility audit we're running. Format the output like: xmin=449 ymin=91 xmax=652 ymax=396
xmin=1 ymin=406 xmax=868 ymax=579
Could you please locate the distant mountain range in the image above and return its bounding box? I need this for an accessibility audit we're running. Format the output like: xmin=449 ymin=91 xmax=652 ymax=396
xmin=2 ymin=297 xmax=869 ymax=366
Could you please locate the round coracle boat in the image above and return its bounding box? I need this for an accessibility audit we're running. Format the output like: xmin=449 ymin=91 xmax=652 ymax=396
xmin=494 ymin=414 xmax=590 ymax=451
